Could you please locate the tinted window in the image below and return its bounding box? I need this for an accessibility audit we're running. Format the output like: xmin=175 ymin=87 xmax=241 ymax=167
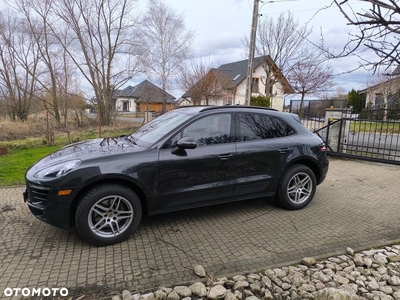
xmin=237 ymin=113 xmax=295 ymax=141
xmin=165 ymin=114 xmax=233 ymax=148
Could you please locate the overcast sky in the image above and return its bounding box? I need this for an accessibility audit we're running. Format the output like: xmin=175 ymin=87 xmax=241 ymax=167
xmin=1 ymin=0 xmax=380 ymax=100
xmin=137 ymin=0 xmax=379 ymax=99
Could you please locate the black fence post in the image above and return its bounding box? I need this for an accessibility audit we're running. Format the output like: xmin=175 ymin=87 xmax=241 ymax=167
xmin=337 ymin=119 xmax=343 ymax=153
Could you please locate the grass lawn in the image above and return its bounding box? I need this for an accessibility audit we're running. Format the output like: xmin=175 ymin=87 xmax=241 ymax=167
xmin=0 ymin=146 xmax=62 ymax=186
xmin=350 ymin=121 xmax=400 ymax=134
xmin=0 ymin=121 xmax=138 ymax=187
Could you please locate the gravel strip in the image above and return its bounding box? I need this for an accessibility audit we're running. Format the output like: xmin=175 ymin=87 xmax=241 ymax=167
xmin=111 ymin=244 xmax=400 ymax=300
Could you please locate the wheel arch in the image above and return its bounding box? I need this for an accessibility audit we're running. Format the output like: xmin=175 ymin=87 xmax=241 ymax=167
xmin=69 ymin=177 xmax=149 ymax=227
xmin=283 ymin=158 xmax=322 ymax=184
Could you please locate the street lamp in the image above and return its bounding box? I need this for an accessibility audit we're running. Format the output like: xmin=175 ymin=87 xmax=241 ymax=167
xmin=244 ymin=0 xmax=298 ymax=106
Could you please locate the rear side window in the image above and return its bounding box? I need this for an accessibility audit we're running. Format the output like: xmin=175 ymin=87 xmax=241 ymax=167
xmin=237 ymin=113 xmax=295 ymax=141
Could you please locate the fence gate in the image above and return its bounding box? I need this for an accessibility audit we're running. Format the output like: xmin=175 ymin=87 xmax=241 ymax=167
xmin=309 ymin=108 xmax=400 ymax=165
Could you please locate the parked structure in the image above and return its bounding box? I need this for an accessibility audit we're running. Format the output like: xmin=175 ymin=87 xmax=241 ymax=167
xmin=181 ymin=56 xmax=293 ymax=111
xmin=113 ymin=80 xmax=176 ymax=113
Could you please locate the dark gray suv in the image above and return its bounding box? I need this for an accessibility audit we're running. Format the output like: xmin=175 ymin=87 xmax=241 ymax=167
xmin=24 ymin=106 xmax=329 ymax=246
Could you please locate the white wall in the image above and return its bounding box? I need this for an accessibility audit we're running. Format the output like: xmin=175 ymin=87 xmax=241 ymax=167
xmin=115 ymin=98 xmax=136 ymax=112
xmin=234 ymin=65 xmax=286 ymax=111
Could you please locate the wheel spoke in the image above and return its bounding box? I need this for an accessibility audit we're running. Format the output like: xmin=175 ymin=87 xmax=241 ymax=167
xmin=109 ymin=221 xmax=120 ymax=235
xmin=302 ymin=188 xmax=311 ymax=196
xmin=299 ymin=176 xmax=311 ymax=187
xmin=91 ymin=218 xmax=107 ymax=232
xmin=295 ymin=191 xmax=301 ymax=202
xmin=117 ymin=212 xmax=133 ymax=220
xmin=92 ymin=207 xmax=105 ymax=216
xmin=93 ymin=203 xmax=108 ymax=213
xmin=116 ymin=210 xmax=133 ymax=216
xmin=110 ymin=196 xmax=121 ymax=210
xmin=294 ymin=175 xmax=301 ymax=185
xmin=288 ymin=185 xmax=297 ymax=194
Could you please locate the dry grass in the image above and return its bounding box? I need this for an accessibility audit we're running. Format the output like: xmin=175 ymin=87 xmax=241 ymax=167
xmin=0 ymin=116 xmax=45 ymax=141
xmin=0 ymin=114 xmax=140 ymax=147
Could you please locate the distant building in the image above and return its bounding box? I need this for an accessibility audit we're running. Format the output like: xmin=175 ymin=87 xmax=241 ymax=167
xmin=181 ymin=56 xmax=294 ymax=111
xmin=113 ymin=80 xmax=176 ymax=113
xmin=359 ymin=69 xmax=400 ymax=108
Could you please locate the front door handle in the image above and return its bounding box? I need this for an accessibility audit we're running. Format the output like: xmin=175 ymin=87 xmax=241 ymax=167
xmin=218 ymin=154 xmax=233 ymax=160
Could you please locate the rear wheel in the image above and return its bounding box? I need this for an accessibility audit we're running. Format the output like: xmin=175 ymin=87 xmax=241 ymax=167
xmin=75 ymin=184 xmax=142 ymax=246
xmin=277 ymin=164 xmax=316 ymax=210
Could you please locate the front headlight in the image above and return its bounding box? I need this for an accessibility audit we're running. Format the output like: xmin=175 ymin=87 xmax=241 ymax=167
xmin=33 ymin=160 xmax=81 ymax=179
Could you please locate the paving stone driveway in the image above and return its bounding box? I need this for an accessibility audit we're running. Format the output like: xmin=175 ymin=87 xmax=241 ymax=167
xmin=1 ymin=158 xmax=400 ymax=297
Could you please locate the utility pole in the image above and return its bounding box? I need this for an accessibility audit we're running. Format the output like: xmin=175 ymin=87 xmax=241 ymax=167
xmin=244 ymin=0 xmax=259 ymax=106
xmin=244 ymin=0 xmax=297 ymax=106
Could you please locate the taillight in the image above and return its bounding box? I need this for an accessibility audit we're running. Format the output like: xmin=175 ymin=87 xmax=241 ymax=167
xmin=319 ymin=142 xmax=327 ymax=152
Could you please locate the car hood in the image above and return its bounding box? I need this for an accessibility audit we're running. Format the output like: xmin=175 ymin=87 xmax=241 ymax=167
xmin=33 ymin=136 xmax=144 ymax=167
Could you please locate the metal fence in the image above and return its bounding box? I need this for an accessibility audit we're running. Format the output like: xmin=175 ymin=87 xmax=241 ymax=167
xmin=289 ymin=99 xmax=347 ymax=132
xmin=338 ymin=108 xmax=400 ymax=163
xmin=289 ymin=99 xmax=346 ymax=117
xmin=311 ymin=107 xmax=400 ymax=165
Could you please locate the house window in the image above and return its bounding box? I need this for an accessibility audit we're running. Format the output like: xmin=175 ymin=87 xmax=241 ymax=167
xmin=136 ymin=104 xmax=141 ymax=113
xmin=375 ymin=94 xmax=383 ymax=107
xmin=252 ymin=77 xmax=260 ymax=93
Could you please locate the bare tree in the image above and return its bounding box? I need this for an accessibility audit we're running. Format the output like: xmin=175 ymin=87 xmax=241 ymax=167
xmin=179 ymin=59 xmax=231 ymax=105
xmin=288 ymin=48 xmax=335 ymax=119
xmin=244 ymin=11 xmax=311 ymax=104
xmin=12 ymin=0 xmax=73 ymax=126
xmin=138 ymin=0 xmax=193 ymax=112
xmin=332 ymin=0 xmax=400 ymax=72
xmin=0 ymin=11 xmax=40 ymax=121
xmin=48 ymin=0 xmax=142 ymax=125
xmin=5 ymin=0 xmax=141 ymax=126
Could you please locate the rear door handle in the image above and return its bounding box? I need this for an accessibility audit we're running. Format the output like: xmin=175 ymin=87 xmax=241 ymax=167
xmin=278 ymin=148 xmax=291 ymax=153
xmin=218 ymin=154 xmax=233 ymax=160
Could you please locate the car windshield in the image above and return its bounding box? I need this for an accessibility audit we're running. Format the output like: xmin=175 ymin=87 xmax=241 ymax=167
xmin=128 ymin=108 xmax=202 ymax=147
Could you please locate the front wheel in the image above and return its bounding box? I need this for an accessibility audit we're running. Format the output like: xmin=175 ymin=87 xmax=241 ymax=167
xmin=277 ymin=164 xmax=316 ymax=210
xmin=75 ymin=184 xmax=142 ymax=246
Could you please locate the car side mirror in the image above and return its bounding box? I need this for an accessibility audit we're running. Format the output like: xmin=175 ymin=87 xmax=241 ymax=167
xmin=171 ymin=137 xmax=197 ymax=155
xmin=176 ymin=137 xmax=197 ymax=149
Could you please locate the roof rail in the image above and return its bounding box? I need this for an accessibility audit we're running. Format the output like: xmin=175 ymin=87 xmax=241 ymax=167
xmin=175 ymin=105 xmax=210 ymax=110
xmin=200 ymin=105 xmax=278 ymax=112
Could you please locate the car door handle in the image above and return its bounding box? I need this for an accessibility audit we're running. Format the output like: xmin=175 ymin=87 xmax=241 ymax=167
xmin=278 ymin=148 xmax=291 ymax=153
xmin=218 ymin=154 xmax=233 ymax=160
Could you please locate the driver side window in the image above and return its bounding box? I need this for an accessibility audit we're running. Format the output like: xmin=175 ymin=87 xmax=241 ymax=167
xmin=164 ymin=114 xmax=232 ymax=148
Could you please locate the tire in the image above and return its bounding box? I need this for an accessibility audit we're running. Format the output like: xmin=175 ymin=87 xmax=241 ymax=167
xmin=276 ymin=164 xmax=317 ymax=210
xmin=75 ymin=184 xmax=142 ymax=246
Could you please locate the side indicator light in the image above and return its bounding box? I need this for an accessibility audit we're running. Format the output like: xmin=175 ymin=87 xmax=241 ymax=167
xmin=58 ymin=190 xmax=72 ymax=196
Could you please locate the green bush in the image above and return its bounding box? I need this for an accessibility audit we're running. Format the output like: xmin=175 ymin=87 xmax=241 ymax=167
xmin=250 ymin=95 xmax=270 ymax=107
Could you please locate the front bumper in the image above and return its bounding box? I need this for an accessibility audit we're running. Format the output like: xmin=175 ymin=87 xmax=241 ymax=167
xmin=24 ymin=182 xmax=74 ymax=229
